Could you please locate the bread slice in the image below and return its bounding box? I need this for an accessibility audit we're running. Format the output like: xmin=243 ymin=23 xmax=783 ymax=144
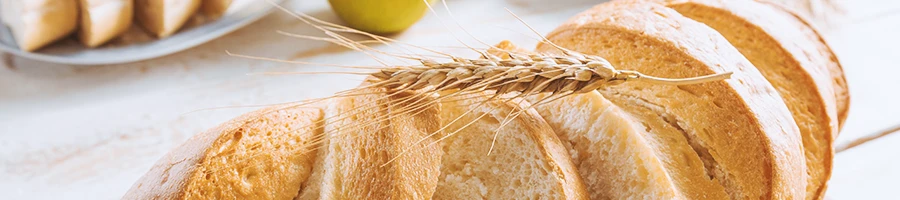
xmin=540 ymin=1 xmax=807 ymax=199
xmin=77 ymin=0 xmax=133 ymax=47
xmin=757 ymin=0 xmax=849 ymax=131
xmin=1 ymin=0 xmax=78 ymax=51
xmin=134 ymin=0 xmax=201 ymax=38
xmin=434 ymin=94 xmax=586 ymax=199
xmin=297 ymin=88 xmax=443 ymax=199
xmin=123 ymin=104 xmax=324 ymax=199
xmin=665 ymin=0 xmax=840 ymax=198
xmin=200 ymin=0 xmax=232 ymax=18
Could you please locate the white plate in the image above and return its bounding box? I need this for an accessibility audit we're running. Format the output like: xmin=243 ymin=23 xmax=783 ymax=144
xmin=0 ymin=0 xmax=281 ymax=65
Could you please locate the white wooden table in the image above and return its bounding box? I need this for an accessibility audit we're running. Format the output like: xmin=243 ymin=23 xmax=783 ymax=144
xmin=0 ymin=0 xmax=897 ymax=199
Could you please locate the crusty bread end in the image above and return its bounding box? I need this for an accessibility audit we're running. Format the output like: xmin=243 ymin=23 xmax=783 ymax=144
xmin=123 ymin=104 xmax=323 ymax=200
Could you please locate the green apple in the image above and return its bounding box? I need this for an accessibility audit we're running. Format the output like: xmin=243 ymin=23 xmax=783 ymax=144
xmin=328 ymin=0 xmax=434 ymax=35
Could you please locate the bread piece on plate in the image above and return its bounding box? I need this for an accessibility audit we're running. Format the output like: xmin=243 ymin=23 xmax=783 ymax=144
xmin=665 ymin=0 xmax=842 ymax=198
xmin=540 ymin=1 xmax=807 ymax=199
xmin=297 ymin=88 xmax=443 ymax=199
xmin=134 ymin=0 xmax=201 ymax=38
xmin=123 ymin=104 xmax=324 ymax=199
xmin=1 ymin=0 xmax=78 ymax=51
xmin=77 ymin=0 xmax=133 ymax=47
xmin=434 ymin=94 xmax=586 ymax=199
xmin=200 ymin=0 xmax=232 ymax=18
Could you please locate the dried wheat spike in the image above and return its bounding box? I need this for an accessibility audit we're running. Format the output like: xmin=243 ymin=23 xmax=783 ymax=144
xmin=368 ymin=51 xmax=733 ymax=97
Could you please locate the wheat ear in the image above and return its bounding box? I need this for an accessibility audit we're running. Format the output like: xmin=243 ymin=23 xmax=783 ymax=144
xmin=368 ymin=52 xmax=733 ymax=98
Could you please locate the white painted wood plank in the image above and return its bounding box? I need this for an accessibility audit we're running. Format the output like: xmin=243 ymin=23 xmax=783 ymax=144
xmin=822 ymin=1 xmax=900 ymax=199
xmin=827 ymin=133 xmax=900 ymax=200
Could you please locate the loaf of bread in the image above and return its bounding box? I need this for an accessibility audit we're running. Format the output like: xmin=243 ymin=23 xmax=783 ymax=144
xmin=665 ymin=0 xmax=841 ymax=199
xmin=124 ymin=0 xmax=852 ymax=198
xmin=123 ymin=104 xmax=323 ymax=199
xmin=435 ymin=94 xmax=586 ymax=199
xmin=1 ymin=0 xmax=78 ymax=51
xmin=134 ymin=0 xmax=201 ymax=38
xmin=537 ymin=1 xmax=807 ymax=198
xmin=77 ymin=0 xmax=133 ymax=47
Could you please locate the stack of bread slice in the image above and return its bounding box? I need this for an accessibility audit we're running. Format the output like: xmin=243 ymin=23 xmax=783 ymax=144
xmin=1 ymin=0 xmax=235 ymax=51
xmin=124 ymin=0 xmax=847 ymax=199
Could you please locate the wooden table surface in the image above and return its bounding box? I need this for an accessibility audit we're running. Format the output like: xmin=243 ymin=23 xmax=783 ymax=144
xmin=1 ymin=0 xmax=897 ymax=199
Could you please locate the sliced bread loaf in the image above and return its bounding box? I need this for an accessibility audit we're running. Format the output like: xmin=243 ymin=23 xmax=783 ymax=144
xmin=539 ymin=1 xmax=807 ymax=198
xmin=434 ymin=94 xmax=586 ymax=199
xmin=123 ymin=104 xmax=323 ymax=199
xmin=665 ymin=0 xmax=841 ymax=198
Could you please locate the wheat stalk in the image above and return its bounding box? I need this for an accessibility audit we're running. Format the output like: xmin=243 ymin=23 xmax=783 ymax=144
xmin=364 ymin=51 xmax=733 ymax=98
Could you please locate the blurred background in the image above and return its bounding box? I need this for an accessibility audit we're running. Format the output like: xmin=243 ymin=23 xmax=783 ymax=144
xmin=0 ymin=0 xmax=898 ymax=199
